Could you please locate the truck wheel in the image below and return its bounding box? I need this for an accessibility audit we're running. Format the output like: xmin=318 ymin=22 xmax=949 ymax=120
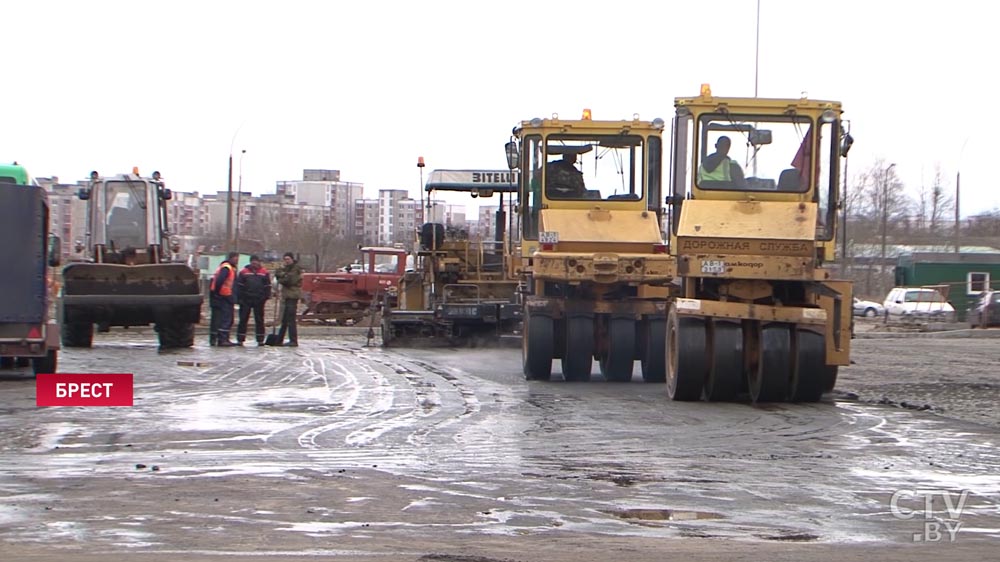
xmin=32 ymin=350 xmax=57 ymax=376
xmin=157 ymin=321 xmax=195 ymax=349
xmin=62 ymin=322 xmax=94 ymax=348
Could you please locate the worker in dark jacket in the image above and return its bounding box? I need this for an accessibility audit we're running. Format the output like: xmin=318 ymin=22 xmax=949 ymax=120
xmin=209 ymin=251 xmax=239 ymax=347
xmin=235 ymin=255 xmax=272 ymax=346
xmin=273 ymin=252 xmax=303 ymax=347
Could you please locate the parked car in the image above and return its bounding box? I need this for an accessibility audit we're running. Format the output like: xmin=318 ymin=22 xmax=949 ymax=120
xmin=968 ymin=290 xmax=1000 ymax=328
xmin=853 ymin=298 xmax=885 ymax=318
xmin=883 ymin=287 xmax=955 ymax=320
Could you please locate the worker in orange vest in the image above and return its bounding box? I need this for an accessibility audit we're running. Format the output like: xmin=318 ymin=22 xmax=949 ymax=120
xmin=209 ymin=251 xmax=239 ymax=347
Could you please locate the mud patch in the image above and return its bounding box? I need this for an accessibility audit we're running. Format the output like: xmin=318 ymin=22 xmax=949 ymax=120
xmin=417 ymin=554 xmax=519 ymax=562
xmin=605 ymin=508 xmax=723 ymax=521
xmin=757 ymin=531 xmax=820 ymax=541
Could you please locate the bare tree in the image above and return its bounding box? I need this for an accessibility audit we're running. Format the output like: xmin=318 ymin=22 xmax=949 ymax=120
xmin=857 ymin=159 xmax=911 ymax=295
xmin=928 ymin=164 xmax=954 ymax=234
xmin=274 ymin=216 xmax=360 ymax=272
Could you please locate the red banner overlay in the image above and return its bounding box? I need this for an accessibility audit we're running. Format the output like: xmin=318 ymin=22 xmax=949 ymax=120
xmin=36 ymin=374 xmax=134 ymax=407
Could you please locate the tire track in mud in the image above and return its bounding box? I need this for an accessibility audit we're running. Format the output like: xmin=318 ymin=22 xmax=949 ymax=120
xmin=9 ymin=339 xmax=1000 ymax=544
xmin=287 ymin=350 xmax=491 ymax=471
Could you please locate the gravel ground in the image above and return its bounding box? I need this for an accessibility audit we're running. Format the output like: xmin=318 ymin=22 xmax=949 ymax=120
xmin=837 ymin=335 xmax=1000 ymax=429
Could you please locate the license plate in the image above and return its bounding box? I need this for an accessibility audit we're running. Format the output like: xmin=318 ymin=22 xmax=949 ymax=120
xmin=538 ymin=231 xmax=559 ymax=244
xmin=701 ymin=260 xmax=725 ymax=274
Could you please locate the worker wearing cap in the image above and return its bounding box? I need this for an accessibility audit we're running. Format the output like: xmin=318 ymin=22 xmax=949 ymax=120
xmin=235 ymin=255 xmax=272 ymax=346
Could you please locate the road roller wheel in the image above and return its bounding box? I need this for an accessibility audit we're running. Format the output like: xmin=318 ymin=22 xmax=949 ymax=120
xmin=666 ymin=308 xmax=706 ymax=401
xmin=600 ymin=317 xmax=636 ymax=383
xmin=749 ymin=323 xmax=792 ymax=403
xmin=561 ymin=314 xmax=593 ymax=382
xmin=790 ymin=329 xmax=826 ymax=402
xmin=823 ymin=365 xmax=839 ymax=393
xmin=703 ymin=320 xmax=743 ymax=401
xmin=641 ymin=318 xmax=666 ymax=383
xmin=523 ymin=311 xmax=554 ymax=381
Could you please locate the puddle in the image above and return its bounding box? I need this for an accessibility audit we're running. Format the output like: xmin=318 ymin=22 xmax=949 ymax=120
xmin=604 ymin=508 xmax=724 ymax=521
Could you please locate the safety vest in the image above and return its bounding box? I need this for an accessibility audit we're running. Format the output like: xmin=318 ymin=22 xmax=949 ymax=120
xmin=210 ymin=262 xmax=236 ymax=297
xmin=698 ymin=157 xmax=733 ymax=182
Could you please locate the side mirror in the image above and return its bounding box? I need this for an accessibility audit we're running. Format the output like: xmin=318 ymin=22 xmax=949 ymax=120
xmin=78 ymin=187 xmax=91 ymax=200
xmin=505 ymin=141 xmax=520 ymax=170
xmin=161 ymin=188 xmax=173 ymax=200
xmin=840 ymin=133 xmax=854 ymax=157
xmin=47 ymin=235 xmax=62 ymax=267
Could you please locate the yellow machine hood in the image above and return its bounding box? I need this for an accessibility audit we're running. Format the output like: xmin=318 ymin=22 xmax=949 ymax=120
xmin=678 ymin=199 xmax=816 ymax=241
xmin=540 ymin=208 xmax=662 ymax=245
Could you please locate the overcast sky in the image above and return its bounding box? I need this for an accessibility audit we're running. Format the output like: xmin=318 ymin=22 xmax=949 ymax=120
xmin=3 ymin=0 xmax=995 ymax=215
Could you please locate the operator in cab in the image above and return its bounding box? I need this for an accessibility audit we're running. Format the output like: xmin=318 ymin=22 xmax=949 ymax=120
xmin=545 ymin=153 xmax=586 ymax=198
xmin=697 ymin=136 xmax=747 ymax=188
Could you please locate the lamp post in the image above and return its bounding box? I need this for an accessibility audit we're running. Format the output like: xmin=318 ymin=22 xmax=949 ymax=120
xmin=235 ymin=149 xmax=247 ymax=253
xmin=956 ymin=137 xmax=969 ymax=254
xmin=880 ymin=163 xmax=897 ymax=294
xmin=225 ymin=123 xmax=245 ymax=251
xmin=226 ymin=153 xmax=233 ymax=250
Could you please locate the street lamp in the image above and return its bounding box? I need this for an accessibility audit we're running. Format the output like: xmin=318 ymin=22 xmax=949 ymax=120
xmin=235 ymin=149 xmax=247 ymax=253
xmin=880 ymin=162 xmax=897 ymax=294
xmin=956 ymin=137 xmax=969 ymax=254
xmin=225 ymin=123 xmax=245 ymax=251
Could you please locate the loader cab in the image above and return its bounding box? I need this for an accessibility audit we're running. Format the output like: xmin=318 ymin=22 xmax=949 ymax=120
xmin=105 ymin=182 xmax=149 ymax=250
xmin=79 ymin=170 xmax=172 ymax=264
xmin=509 ymin=114 xmax=665 ymax=248
xmin=670 ymin=90 xmax=846 ymax=246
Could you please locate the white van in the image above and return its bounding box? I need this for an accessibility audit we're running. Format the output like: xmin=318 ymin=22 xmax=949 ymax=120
xmin=883 ymin=287 xmax=955 ymax=319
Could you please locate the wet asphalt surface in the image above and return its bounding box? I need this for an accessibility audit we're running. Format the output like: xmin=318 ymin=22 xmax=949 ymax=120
xmin=1 ymin=333 xmax=999 ymax=561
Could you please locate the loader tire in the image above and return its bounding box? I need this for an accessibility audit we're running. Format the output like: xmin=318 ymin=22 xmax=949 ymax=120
xmin=158 ymin=321 xmax=195 ymax=349
xmin=62 ymin=322 xmax=94 ymax=348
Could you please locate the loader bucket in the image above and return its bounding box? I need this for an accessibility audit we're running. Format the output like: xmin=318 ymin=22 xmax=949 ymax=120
xmin=61 ymin=262 xmax=202 ymax=327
